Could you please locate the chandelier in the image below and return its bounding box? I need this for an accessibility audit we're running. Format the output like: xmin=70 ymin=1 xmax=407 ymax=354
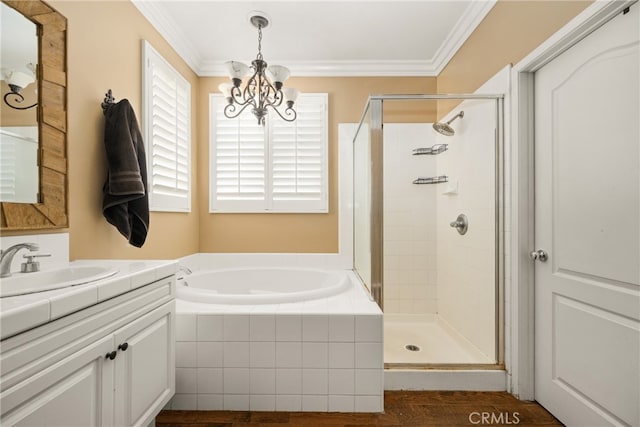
xmin=2 ymin=63 xmax=37 ymax=110
xmin=219 ymin=13 xmax=298 ymax=126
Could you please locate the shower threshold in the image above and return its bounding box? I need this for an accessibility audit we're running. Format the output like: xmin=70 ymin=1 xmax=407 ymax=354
xmin=383 ymin=314 xmax=506 ymax=391
xmin=384 ymin=314 xmax=495 ymax=366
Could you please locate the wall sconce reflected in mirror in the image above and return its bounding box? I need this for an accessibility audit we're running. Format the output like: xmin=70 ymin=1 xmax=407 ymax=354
xmin=3 ymin=63 xmax=37 ymax=110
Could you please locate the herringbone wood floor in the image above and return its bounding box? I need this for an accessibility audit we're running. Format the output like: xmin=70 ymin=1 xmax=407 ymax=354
xmin=156 ymin=391 xmax=562 ymax=426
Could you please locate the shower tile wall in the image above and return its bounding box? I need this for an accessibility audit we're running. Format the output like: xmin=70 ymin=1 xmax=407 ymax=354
xmin=383 ymin=124 xmax=438 ymax=314
xmin=435 ymin=100 xmax=497 ymax=361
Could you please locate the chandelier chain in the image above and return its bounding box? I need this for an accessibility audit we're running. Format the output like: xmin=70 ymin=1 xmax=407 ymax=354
xmin=257 ymin=25 xmax=263 ymax=60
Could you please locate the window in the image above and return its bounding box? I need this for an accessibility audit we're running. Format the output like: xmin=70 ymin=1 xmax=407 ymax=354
xmin=142 ymin=40 xmax=191 ymax=212
xmin=209 ymin=93 xmax=328 ymax=213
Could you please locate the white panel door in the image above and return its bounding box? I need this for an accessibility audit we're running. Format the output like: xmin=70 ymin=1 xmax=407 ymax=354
xmin=534 ymin=5 xmax=639 ymax=426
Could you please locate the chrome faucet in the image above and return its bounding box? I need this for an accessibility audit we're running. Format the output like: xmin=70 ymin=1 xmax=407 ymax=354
xmin=0 ymin=243 xmax=40 ymax=278
xmin=178 ymin=265 xmax=192 ymax=275
xmin=176 ymin=264 xmax=192 ymax=280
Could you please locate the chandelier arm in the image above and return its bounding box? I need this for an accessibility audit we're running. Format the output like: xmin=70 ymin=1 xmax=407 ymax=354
xmin=4 ymin=92 xmax=37 ymax=110
xmin=223 ymin=101 xmax=254 ymax=120
xmin=262 ymin=87 xmax=285 ymax=110
xmin=243 ymin=73 xmax=259 ymax=105
xmin=230 ymin=84 xmax=255 ymax=108
xmin=267 ymin=103 xmax=297 ymax=122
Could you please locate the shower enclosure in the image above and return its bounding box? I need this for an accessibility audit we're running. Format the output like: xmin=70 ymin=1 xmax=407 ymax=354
xmin=353 ymin=94 xmax=504 ymax=368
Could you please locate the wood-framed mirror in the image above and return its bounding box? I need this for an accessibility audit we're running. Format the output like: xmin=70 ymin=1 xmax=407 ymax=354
xmin=1 ymin=0 xmax=67 ymax=231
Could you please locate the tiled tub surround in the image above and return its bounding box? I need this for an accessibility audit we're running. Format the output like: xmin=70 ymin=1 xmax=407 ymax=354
xmin=169 ymin=255 xmax=383 ymax=413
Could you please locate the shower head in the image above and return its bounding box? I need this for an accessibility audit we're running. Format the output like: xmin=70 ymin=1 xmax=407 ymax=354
xmin=433 ymin=111 xmax=464 ymax=136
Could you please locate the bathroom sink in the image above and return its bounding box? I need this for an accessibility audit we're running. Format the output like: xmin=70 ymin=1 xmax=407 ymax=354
xmin=0 ymin=266 xmax=119 ymax=298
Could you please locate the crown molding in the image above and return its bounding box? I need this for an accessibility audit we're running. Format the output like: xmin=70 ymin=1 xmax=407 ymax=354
xmin=198 ymin=59 xmax=439 ymax=77
xmin=431 ymin=0 xmax=497 ymax=75
xmin=134 ymin=1 xmax=496 ymax=77
xmin=132 ymin=0 xmax=202 ymax=73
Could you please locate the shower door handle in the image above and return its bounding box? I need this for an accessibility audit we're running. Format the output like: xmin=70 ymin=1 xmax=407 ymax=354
xmin=530 ymin=249 xmax=548 ymax=262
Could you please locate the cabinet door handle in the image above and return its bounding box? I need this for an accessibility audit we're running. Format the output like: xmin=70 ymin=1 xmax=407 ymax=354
xmin=118 ymin=342 xmax=129 ymax=352
xmin=105 ymin=351 xmax=117 ymax=360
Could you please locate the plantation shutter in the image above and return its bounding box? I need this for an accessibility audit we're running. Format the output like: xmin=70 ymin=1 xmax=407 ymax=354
xmin=0 ymin=137 xmax=16 ymax=201
xmin=0 ymin=128 xmax=38 ymax=203
xmin=209 ymin=93 xmax=328 ymax=213
xmin=142 ymin=40 xmax=191 ymax=212
xmin=210 ymin=97 xmax=266 ymax=211
xmin=270 ymin=94 xmax=328 ymax=212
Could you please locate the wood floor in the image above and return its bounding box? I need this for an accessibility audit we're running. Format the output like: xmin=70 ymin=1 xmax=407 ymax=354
xmin=156 ymin=391 xmax=562 ymax=426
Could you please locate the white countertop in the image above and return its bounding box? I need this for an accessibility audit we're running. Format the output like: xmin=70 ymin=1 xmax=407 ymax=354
xmin=0 ymin=259 xmax=177 ymax=340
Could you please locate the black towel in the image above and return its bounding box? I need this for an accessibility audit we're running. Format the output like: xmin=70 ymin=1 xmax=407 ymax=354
xmin=102 ymin=99 xmax=149 ymax=247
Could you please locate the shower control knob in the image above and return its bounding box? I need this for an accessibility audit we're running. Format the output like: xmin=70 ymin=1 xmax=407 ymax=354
xmin=449 ymin=214 xmax=468 ymax=235
xmin=530 ymin=249 xmax=548 ymax=262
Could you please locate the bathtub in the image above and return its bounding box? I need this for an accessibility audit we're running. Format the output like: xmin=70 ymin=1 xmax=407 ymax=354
xmin=177 ymin=268 xmax=351 ymax=305
xmin=171 ymin=256 xmax=383 ymax=413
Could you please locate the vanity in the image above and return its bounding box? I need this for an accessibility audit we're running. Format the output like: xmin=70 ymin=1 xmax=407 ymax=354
xmin=0 ymin=260 xmax=177 ymax=426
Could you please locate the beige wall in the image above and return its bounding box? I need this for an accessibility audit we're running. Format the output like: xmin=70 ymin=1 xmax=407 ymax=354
xmin=3 ymin=0 xmax=591 ymax=258
xmin=437 ymin=0 xmax=591 ymax=116
xmin=198 ymin=77 xmax=436 ymax=253
xmin=51 ymin=0 xmax=200 ymax=260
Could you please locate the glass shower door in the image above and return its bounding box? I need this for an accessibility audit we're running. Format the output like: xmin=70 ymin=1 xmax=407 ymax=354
xmin=353 ymin=106 xmax=371 ymax=290
xmin=353 ymin=99 xmax=383 ymax=308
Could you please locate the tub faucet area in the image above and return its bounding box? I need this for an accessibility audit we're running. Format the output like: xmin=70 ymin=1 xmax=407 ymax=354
xmin=0 ymin=243 xmax=39 ymax=278
xmin=176 ymin=265 xmax=192 ymax=279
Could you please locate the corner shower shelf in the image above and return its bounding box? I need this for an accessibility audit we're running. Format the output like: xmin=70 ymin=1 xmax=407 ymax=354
xmin=413 ymin=175 xmax=448 ymax=185
xmin=412 ymin=144 xmax=448 ymax=156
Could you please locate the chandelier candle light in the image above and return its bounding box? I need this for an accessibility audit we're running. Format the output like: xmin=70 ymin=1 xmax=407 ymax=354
xmin=219 ymin=13 xmax=298 ymax=126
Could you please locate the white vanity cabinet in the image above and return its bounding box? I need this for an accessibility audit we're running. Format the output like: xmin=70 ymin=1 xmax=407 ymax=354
xmin=113 ymin=301 xmax=173 ymax=426
xmin=1 ymin=334 xmax=115 ymax=426
xmin=0 ymin=274 xmax=175 ymax=427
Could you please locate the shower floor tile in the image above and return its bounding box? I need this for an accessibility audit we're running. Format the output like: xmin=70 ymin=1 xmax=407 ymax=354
xmin=384 ymin=314 xmax=493 ymax=364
